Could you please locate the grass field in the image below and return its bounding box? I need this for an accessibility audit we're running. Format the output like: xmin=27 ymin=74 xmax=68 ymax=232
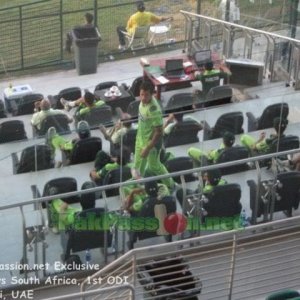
xmin=0 ymin=0 xmax=289 ymax=74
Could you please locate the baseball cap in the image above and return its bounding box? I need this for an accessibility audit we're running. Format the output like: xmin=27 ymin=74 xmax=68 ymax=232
xmin=136 ymin=1 xmax=145 ymax=10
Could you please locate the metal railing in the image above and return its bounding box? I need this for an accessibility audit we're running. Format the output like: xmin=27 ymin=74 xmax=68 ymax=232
xmin=0 ymin=0 xmax=294 ymax=74
xmin=181 ymin=10 xmax=300 ymax=89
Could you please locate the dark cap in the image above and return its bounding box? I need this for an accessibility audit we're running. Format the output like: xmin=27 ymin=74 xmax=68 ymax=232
xmin=77 ymin=120 xmax=91 ymax=139
xmin=136 ymin=1 xmax=145 ymax=11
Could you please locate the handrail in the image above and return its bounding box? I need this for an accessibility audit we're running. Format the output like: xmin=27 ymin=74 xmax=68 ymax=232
xmin=0 ymin=146 xmax=299 ymax=211
xmin=180 ymin=10 xmax=300 ymax=44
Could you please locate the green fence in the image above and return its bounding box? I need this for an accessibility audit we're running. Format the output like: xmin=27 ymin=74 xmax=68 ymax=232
xmin=0 ymin=0 xmax=296 ymax=74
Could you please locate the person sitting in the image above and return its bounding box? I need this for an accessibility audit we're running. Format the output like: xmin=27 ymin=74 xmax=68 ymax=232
xmin=65 ymin=12 xmax=96 ymax=53
xmin=188 ymin=131 xmax=236 ymax=167
xmin=99 ymin=109 xmax=133 ymax=146
xmin=116 ymin=1 xmax=172 ymax=51
xmin=45 ymin=120 xmax=91 ymax=162
xmin=60 ymin=90 xmax=105 ymax=120
xmin=163 ymin=111 xmax=202 ymax=136
xmin=31 ymin=98 xmax=73 ymax=131
xmin=176 ymin=168 xmax=227 ymax=210
xmin=49 ymin=181 xmax=96 ymax=233
xmin=240 ymin=117 xmax=288 ymax=154
xmin=89 ymin=148 xmax=130 ymax=185
xmin=193 ymin=61 xmax=231 ymax=106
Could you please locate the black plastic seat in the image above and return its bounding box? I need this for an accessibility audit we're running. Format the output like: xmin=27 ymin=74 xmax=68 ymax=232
xmin=127 ymin=76 xmax=154 ymax=98
xmin=246 ymin=102 xmax=289 ymax=132
xmin=215 ymin=146 xmax=249 ymax=175
xmin=94 ymin=81 xmax=118 ymax=92
xmin=12 ymin=93 xmax=43 ymax=116
xmin=164 ymin=93 xmax=194 ymax=114
xmin=12 ymin=145 xmax=54 ymax=174
xmin=121 ymin=128 xmax=137 ymax=154
xmin=0 ymin=99 xmax=7 ymax=118
xmin=164 ymin=120 xmax=201 ymax=147
xmin=126 ymin=100 xmax=140 ymax=119
xmin=78 ymin=105 xmax=113 ymax=129
xmin=164 ymin=156 xmax=198 ymax=184
xmin=55 ymin=87 xmax=81 ymax=109
xmin=248 ymin=171 xmax=300 ymax=222
xmin=103 ymin=166 xmax=132 ymax=197
xmin=36 ymin=114 xmax=71 ymax=137
xmin=204 ymin=85 xmax=233 ymax=107
xmin=204 ymin=183 xmax=242 ymax=218
xmin=68 ymin=137 xmax=102 ymax=165
xmin=0 ymin=120 xmax=27 ymax=143
xmin=64 ymin=208 xmax=113 ymax=260
xmin=128 ymin=195 xmax=176 ymax=249
xmin=202 ymin=111 xmax=244 ymax=140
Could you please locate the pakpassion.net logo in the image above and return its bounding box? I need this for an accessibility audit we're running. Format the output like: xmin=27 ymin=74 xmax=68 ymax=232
xmin=55 ymin=212 xmax=244 ymax=234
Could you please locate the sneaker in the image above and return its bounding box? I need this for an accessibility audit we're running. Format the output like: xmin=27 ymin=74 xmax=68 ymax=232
xmin=45 ymin=127 xmax=57 ymax=151
xmin=60 ymin=98 xmax=71 ymax=111
xmin=118 ymin=45 xmax=126 ymax=51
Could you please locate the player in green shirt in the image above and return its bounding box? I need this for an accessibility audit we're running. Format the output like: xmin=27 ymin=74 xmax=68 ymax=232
xmin=133 ymin=81 xmax=174 ymax=189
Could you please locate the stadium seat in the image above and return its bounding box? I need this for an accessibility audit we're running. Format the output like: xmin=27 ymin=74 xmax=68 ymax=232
xmin=121 ymin=25 xmax=150 ymax=51
xmin=64 ymin=208 xmax=113 ymax=261
xmin=164 ymin=93 xmax=194 ymax=114
xmin=202 ymin=111 xmax=244 ymax=140
xmin=102 ymin=166 xmax=132 ymax=197
xmin=127 ymin=195 xmax=176 ymax=249
xmin=34 ymin=114 xmax=71 ymax=137
xmin=12 ymin=144 xmax=54 ymax=174
xmin=55 ymin=87 xmax=81 ymax=109
xmin=12 ymin=93 xmax=43 ymax=116
xmin=0 ymin=120 xmax=27 ymax=143
xmin=248 ymin=171 xmax=300 ymax=222
xmin=94 ymin=81 xmax=118 ymax=93
xmin=77 ymin=105 xmax=113 ymax=129
xmin=121 ymin=128 xmax=137 ymax=155
xmin=246 ymin=102 xmax=289 ymax=132
xmin=67 ymin=137 xmax=102 ymax=165
xmin=164 ymin=120 xmax=201 ymax=147
xmin=215 ymin=146 xmax=249 ymax=175
xmin=265 ymin=289 xmax=300 ymax=300
xmin=126 ymin=100 xmax=140 ymax=119
xmin=164 ymin=156 xmax=198 ymax=184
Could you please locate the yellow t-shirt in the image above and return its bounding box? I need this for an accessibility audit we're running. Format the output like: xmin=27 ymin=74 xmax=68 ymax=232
xmin=126 ymin=11 xmax=161 ymax=35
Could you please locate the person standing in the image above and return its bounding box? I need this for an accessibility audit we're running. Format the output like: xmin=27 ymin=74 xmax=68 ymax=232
xmin=133 ymin=81 xmax=174 ymax=189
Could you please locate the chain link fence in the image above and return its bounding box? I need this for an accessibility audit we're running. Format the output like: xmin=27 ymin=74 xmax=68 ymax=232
xmin=0 ymin=0 xmax=296 ymax=74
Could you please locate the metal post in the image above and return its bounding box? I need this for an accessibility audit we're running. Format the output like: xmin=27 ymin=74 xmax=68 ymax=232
xmin=195 ymin=0 xmax=201 ymax=40
xmin=225 ymin=0 xmax=230 ymax=22
xmin=60 ymin=0 xmax=63 ymax=61
xmin=94 ymin=0 xmax=98 ymax=28
xmin=288 ymin=0 xmax=299 ymax=72
xmin=228 ymin=234 xmax=237 ymax=299
xmin=19 ymin=6 xmax=24 ymax=69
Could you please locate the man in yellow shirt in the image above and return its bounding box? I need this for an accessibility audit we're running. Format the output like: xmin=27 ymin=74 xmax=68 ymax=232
xmin=117 ymin=1 xmax=172 ymax=50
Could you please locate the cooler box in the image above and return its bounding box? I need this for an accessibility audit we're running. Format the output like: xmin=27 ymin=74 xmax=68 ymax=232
xmin=3 ymin=84 xmax=33 ymax=113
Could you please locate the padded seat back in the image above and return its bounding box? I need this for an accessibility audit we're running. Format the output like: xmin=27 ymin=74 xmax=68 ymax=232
xmin=69 ymin=137 xmax=102 ymax=165
xmin=65 ymin=208 xmax=113 ymax=259
xmin=122 ymin=128 xmax=137 ymax=154
xmin=165 ymin=156 xmax=197 ymax=183
xmin=164 ymin=120 xmax=200 ymax=147
xmin=204 ymin=183 xmax=242 ymax=217
xmin=103 ymin=166 xmax=132 ymax=197
xmin=205 ymin=85 xmax=232 ymax=107
xmin=43 ymin=177 xmax=79 ymax=204
xmin=269 ymin=135 xmax=299 ymax=153
xmin=257 ymin=102 xmax=289 ymax=130
xmin=55 ymin=87 xmax=81 ymax=109
xmin=212 ymin=111 xmax=244 ymax=139
xmin=164 ymin=93 xmax=194 ymax=114
xmin=216 ymin=146 xmax=249 ymax=175
xmin=94 ymin=81 xmax=118 ymax=92
xmin=81 ymin=105 xmax=113 ymax=129
xmin=17 ymin=145 xmax=54 ymax=174
xmin=38 ymin=114 xmax=71 ymax=136
xmin=126 ymin=100 xmax=140 ymax=119
xmin=0 ymin=120 xmax=27 ymax=143
xmin=14 ymin=93 xmax=43 ymax=116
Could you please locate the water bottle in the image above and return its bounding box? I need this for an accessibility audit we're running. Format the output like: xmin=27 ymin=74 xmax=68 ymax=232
xmin=240 ymin=209 xmax=249 ymax=227
xmin=85 ymin=249 xmax=91 ymax=265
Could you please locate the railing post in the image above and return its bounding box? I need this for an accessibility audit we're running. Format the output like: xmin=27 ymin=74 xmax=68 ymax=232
xmin=94 ymin=0 xmax=98 ymax=28
xmin=228 ymin=233 xmax=237 ymax=300
xmin=19 ymin=6 xmax=24 ymax=69
xmin=60 ymin=0 xmax=63 ymax=61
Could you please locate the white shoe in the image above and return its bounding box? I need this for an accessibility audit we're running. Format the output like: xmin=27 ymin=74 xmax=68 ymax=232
xmin=60 ymin=98 xmax=71 ymax=111
xmin=118 ymin=45 xmax=126 ymax=51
